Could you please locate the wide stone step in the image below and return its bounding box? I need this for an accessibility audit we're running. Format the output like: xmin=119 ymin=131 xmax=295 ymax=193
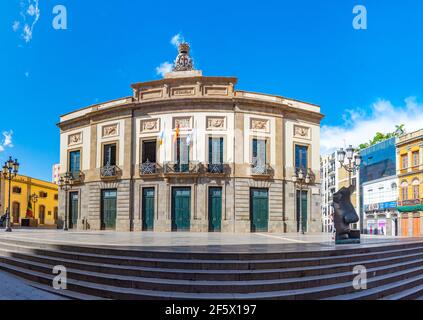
xmin=2 ymin=260 xmax=423 ymax=300
xmin=1 ymin=241 xmax=423 ymax=271
xmin=325 ymin=274 xmax=423 ymax=300
xmin=1 ymin=253 xmax=422 ymax=294
xmin=1 ymin=247 xmax=423 ymax=281
xmin=1 ymin=237 xmax=422 ymax=260
xmin=380 ymin=283 xmax=423 ymax=300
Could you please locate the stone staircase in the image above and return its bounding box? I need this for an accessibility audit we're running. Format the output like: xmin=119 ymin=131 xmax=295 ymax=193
xmin=0 ymin=238 xmax=423 ymax=300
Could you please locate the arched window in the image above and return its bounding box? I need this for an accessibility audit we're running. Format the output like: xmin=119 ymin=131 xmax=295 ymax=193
xmin=412 ymin=179 xmax=420 ymax=200
xmin=12 ymin=202 xmax=20 ymax=224
xmin=401 ymin=181 xmax=409 ymax=201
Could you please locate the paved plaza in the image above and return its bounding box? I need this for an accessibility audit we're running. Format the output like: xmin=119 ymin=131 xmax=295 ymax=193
xmin=0 ymin=229 xmax=420 ymax=253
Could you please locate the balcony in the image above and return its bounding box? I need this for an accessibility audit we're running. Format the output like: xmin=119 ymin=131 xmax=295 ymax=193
xmin=206 ymin=163 xmax=229 ymax=176
xmin=251 ymin=162 xmax=273 ymax=176
xmin=69 ymin=170 xmax=84 ymax=183
xmin=140 ymin=160 xmax=161 ymax=176
xmin=100 ymin=165 xmax=119 ymax=179
xmin=163 ymin=161 xmax=200 ymax=176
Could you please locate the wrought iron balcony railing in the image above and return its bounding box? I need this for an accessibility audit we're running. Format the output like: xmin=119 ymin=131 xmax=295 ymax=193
xmin=207 ymin=163 xmax=226 ymax=174
xmin=100 ymin=165 xmax=119 ymax=178
xmin=140 ymin=160 xmax=160 ymax=175
xmin=163 ymin=161 xmax=200 ymax=174
xmin=69 ymin=170 xmax=83 ymax=182
xmin=251 ymin=162 xmax=272 ymax=175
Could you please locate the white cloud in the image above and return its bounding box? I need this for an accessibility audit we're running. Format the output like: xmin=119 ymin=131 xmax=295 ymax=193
xmin=0 ymin=131 xmax=14 ymax=153
xmin=155 ymin=62 xmax=173 ymax=77
xmin=12 ymin=21 xmax=20 ymax=32
xmin=13 ymin=0 xmax=40 ymax=43
xmin=171 ymin=33 xmax=184 ymax=47
xmin=321 ymin=97 xmax=423 ymax=155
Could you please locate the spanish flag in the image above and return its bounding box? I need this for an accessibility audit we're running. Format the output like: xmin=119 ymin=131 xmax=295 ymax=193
xmin=173 ymin=125 xmax=180 ymax=144
xmin=26 ymin=200 xmax=34 ymax=219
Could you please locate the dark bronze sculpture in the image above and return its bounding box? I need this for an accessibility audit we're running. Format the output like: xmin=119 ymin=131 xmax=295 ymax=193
xmin=332 ymin=185 xmax=361 ymax=244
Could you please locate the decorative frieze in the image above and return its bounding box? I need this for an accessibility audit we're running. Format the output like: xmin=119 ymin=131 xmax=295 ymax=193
xmin=250 ymin=118 xmax=269 ymax=132
xmin=173 ymin=117 xmax=192 ymax=130
xmin=207 ymin=117 xmax=226 ymax=130
xmin=68 ymin=132 xmax=82 ymax=146
xmin=102 ymin=124 xmax=119 ymax=138
xmin=205 ymin=86 xmax=228 ymax=96
xmin=294 ymin=125 xmax=311 ymax=139
xmin=171 ymin=87 xmax=196 ymax=97
xmin=141 ymin=119 xmax=160 ymax=133
xmin=140 ymin=89 xmax=163 ymax=100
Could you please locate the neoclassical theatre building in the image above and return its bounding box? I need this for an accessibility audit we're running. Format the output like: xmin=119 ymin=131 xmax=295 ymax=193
xmin=58 ymin=43 xmax=323 ymax=233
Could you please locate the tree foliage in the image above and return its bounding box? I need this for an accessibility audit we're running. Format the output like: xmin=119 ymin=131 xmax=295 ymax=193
xmin=358 ymin=124 xmax=405 ymax=150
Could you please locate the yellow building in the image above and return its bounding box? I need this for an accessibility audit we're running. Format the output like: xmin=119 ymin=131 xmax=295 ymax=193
xmin=0 ymin=175 xmax=59 ymax=227
xmin=396 ymin=129 xmax=423 ymax=237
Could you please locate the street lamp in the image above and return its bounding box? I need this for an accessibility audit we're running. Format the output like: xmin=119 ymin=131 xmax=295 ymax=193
xmin=30 ymin=193 xmax=39 ymax=220
xmin=2 ymin=156 xmax=19 ymax=232
xmin=58 ymin=172 xmax=74 ymax=231
xmin=337 ymin=145 xmax=362 ymax=186
xmin=292 ymin=168 xmax=312 ymax=235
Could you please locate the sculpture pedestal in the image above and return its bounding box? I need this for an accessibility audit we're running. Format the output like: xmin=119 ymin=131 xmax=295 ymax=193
xmin=335 ymin=229 xmax=361 ymax=245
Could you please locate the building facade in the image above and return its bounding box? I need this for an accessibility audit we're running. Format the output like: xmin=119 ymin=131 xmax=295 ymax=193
xmin=57 ymin=43 xmax=323 ymax=233
xmin=396 ymin=130 xmax=423 ymax=237
xmin=0 ymin=175 xmax=59 ymax=227
xmin=360 ymin=138 xmax=398 ymax=236
xmin=320 ymin=152 xmax=337 ymax=233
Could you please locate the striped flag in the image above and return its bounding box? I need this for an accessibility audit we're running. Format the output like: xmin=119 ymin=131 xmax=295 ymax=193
xmin=173 ymin=125 xmax=180 ymax=144
xmin=159 ymin=130 xmax=165 ymax=146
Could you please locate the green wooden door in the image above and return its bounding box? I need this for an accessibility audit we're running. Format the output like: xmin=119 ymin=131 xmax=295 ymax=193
xmin=101 ymin=189 xmax=117 ymax=230
xmin=172 ymin=187 xmax=191 ymax=231
xmin=142 ymin=188 xmax=155 ymax=231
xmin=208 ymin=187 xmax=222 ymax=232
xmin=69 ymin=192 xmax=79 ymax=229
xmin=296 ymin=190 xmax=308 ymax=233
xmin=250 ymin=188 xmax=269 ymax=232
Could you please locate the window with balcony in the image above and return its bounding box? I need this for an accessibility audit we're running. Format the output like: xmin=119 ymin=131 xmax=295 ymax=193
xmin=412 ymin=151 xmax=419 ymax=167
xmin=401 ymin=182 xmax=408 ymax=201
xmin=413 ymin=185 xmax=420 ymax=200
xmin=295 ymin=145 xmax=308 ymax=170
xmin=208 ymin=137 xmax=224 ymax=173
xmin=69 ymin=150 xmax=81 ymax=179
xmin=102 ymin=143 xmax=117 ymax=177
xmin=141 ymin=140 xmax=157 ymax=174
xmin=176 ymin=137 xmax=190 ymax=172
xmin=401 ymin=154 xmax=408 ymax=170
xmin=252 ymin=138 xmax=268 ymax=174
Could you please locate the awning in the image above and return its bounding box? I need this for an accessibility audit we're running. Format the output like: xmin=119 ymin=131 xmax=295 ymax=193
xmin=397 ymin=204 xmax=423 ymax=213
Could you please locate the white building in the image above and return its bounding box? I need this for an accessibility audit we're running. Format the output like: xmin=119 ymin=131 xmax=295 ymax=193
xmin=52 ymin=164 xmax=61 ymax=184
xmin=320 ymin=153 xmax=337 ymax=233
xmin=362 ymin=176 xmax=399 ymax=236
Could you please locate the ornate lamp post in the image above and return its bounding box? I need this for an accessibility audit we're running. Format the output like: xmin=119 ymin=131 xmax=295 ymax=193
xmin=30 ymin=193 xmax=39 ymax=219
xmin=292 ymin=169 xmax=311 ymax=235
xmin=337 ymin=145 xmax=362 ymax=186
xmin=2 ymin=156 xmax=19 ymax=232
xmin=58 ymin=172 xmax=74 ymax=231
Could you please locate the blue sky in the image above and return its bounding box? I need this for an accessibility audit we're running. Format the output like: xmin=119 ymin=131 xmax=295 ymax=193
xmin=1 ymin=0 xmax=422 ymax=181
